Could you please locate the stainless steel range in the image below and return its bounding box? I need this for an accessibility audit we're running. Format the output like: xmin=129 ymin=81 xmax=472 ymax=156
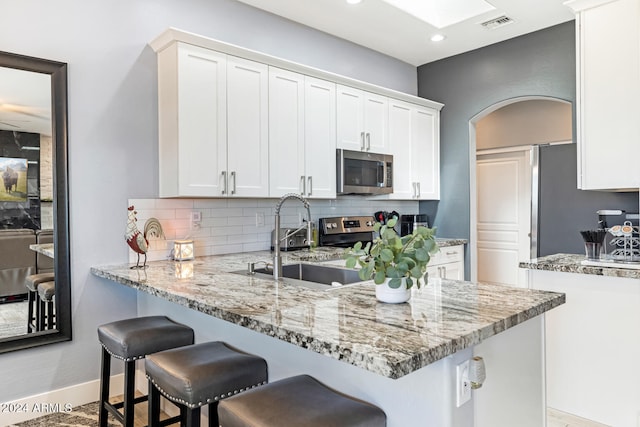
xmin=318 ymin=216 xmax=376 ymax=248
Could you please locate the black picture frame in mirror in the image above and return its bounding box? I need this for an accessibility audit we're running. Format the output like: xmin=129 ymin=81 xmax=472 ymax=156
xmin=0 ymin=51 xmax=71 ymax=353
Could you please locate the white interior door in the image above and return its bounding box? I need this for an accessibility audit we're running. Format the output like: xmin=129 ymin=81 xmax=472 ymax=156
xmin=476 ymin=148 xmax=531 ymax=288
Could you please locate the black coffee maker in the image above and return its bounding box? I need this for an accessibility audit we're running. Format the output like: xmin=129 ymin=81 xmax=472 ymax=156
xmin=400 ymin=214 xmax=429 ymax=236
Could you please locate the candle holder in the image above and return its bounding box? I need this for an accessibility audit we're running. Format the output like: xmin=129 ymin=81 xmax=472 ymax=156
xmin=174 ymin=240 xmax=194 ymax=261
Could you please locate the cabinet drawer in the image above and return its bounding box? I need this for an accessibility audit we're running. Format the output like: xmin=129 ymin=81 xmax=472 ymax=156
xmin=430 ymin=245 xmax=463 ymax=266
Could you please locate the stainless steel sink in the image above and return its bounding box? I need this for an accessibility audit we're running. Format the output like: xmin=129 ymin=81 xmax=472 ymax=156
xmin=232 ymin=263 xmax=364 ymax=290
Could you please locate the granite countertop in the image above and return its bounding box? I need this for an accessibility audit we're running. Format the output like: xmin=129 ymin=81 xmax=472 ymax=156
xmin=29 ymin=243 xmax=54 ymax=258
xmin=435 ymin=238 xmax=467 ymax=247
xmin=92 ymin=242 xmax=562 ymax=380
xmin=520 ymin=253 xmax=640 ymax=279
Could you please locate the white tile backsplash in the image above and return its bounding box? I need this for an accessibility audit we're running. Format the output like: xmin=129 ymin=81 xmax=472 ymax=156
xmin=128 ymin=197 xmax=419 ymax=263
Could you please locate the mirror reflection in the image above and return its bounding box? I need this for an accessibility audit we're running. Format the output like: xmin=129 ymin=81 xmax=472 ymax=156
xmin=0 ymin=51 xmax=70 ymax=352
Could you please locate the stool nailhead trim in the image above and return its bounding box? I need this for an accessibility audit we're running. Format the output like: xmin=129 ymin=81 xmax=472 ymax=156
xmin=146 ymin=375 xmax=267 ymax=409
xmin=99 ymin=342 xmax=146 ymax=362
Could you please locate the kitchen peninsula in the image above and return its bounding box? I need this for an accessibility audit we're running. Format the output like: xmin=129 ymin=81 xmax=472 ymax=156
xmin=521 ymin=254 xmax=640 ymax=427
xmin=93 ymin=246 xmax=564 ymax=427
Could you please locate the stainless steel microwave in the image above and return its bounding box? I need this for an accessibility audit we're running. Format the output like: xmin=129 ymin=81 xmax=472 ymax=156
xmin=336 ymin=149 xmax=393 ymax=195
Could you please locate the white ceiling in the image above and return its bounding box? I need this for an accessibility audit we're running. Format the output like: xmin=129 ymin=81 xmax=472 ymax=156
xmin=0 ymin=67 xmax=51 ymax=137
xmin=235 ymin=0 xmax=575 ymax=66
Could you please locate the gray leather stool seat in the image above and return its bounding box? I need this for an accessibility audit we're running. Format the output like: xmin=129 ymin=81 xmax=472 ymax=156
xmin=97 ymin=316 xmax=194 ymax=427
xmin=145 ymin=341 xmax=268 ymax=427
xmin=218 ymin=374 xmax=387 ymax=427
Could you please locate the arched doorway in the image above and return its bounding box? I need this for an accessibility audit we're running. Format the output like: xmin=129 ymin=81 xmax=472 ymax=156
xmin=469 ymin=96 xmax=572 ymax=286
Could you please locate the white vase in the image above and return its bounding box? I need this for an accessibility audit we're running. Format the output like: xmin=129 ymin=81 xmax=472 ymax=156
xmin=375 ymin=277 xmax=411 ymax=304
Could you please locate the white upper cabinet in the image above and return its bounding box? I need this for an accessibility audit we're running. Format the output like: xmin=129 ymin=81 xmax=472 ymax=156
xmin=567 ymin=0 xmax=640 ymax=190
xmin=157 ymin=42 xmax=268 ymax=198
xmin=304 ymin=76 xmax=337 ymax=198
xmin=387 ymin=99 xmax=440 ymax=200
xmin=337 ymin=85 xmax=389 ymax=153
xmin=269 ymin=67 xmax=336 ymax=198
xmin=151 ymin=29 xmax=442 ymax=199
xmin=158 ymin=43 xmax=227 ymax=198
xmin=226 ymin=56 xmax=269 ymax=197
xmin=268 ymin=68 xmax=305 ymax=196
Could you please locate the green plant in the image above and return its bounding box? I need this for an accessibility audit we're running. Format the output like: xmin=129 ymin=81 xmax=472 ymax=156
xmin=344 ymin=216 xmax=438 ymax=289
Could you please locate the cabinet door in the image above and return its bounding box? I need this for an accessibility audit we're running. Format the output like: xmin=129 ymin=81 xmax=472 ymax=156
xmin=227 ymin=56 xmax=269 ymax=197
xmin=412 ymin=106 xmax=440 ymax=199
xmin=388 ymin=100 xmax=414 ymax=199
xmin=442 ymin=262 xmax=464 ymax=280
xmin=269 ymin=67 xmax=305 ymax=197
xmin=387 ymin=101 xmax=440 ymax=200
xmin=576 ymin=0 xmax=640 ymax=190
xmin=304 ymin=77 xmax=337 ymax=198
xmin=363 ymin=92 xmax=389 ymax=153
xmin=336 ymin=85 xmax=365 ymax=151
xmin=159 ymin=43 xmax=227 ymax=197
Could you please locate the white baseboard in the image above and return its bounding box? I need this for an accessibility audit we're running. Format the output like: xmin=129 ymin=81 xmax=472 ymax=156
xmin=2 ymin=374 xmax=124 ymax=426
xmin=2 ymin=369 xmax=210 ymax=426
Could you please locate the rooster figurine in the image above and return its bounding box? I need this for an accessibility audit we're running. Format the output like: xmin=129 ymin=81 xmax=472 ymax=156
xmin=125 ymin=205 xmax=165 ymax=269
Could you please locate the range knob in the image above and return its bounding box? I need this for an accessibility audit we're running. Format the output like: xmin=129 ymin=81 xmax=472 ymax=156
xmin=366 ymin=221 xmax=374 ymax=227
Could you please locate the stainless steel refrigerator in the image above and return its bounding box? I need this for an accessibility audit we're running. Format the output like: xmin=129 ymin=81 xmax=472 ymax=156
xmin=532 ymin=143 xmax=638 ymax=257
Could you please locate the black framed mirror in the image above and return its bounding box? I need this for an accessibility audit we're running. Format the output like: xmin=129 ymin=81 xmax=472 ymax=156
xmin=0 ymin=51 xmax=70 ymax=352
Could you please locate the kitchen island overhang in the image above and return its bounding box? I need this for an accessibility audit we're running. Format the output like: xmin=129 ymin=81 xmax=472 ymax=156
xmin=91 ymin=249 xmax=565 ymax=380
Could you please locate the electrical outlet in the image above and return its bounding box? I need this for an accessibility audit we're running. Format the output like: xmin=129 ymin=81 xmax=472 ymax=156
xmin=256 ymin=212 xmax=265 ymax=227
xmin=190 ymin=211 xmax=201 ymax=230
xmin=456 ymin=360 xmax=471 ymax=407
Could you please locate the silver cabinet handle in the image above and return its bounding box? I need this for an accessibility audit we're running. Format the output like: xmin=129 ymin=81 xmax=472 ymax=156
xmin=360 ymin=132 xmax=365 ymax=150
xmin=412 ymin=182 xmax=417 ymax=198
xmin=366 ymin=132 xmax=371 ymax=150
xmin=307 ymin=176 xmax=312 ymax=196
xmin=222 ymin=171 xmax=227 ymax=195
xmin=300 ymin=175 xmax=306 ymax=195
xmin=231 ymin=171 xmax=236 ymax=195
xmin=416 ymin=182 xmax=421 ymax=198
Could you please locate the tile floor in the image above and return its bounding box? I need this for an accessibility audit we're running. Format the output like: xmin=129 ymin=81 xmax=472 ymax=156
xmin=547 ymin=408 xmax=611 ymax=427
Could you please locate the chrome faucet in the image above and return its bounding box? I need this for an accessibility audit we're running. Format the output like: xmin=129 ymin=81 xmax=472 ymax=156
xmin=273 ymin=193 xmax=312 ymax=280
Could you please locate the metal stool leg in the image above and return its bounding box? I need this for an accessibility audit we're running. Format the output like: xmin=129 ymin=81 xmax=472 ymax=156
xmin=148 ymin=379 xmax=161 ymax=427
xmin=26 ymin=290 xmax=36 ymax=333
xmin=208 ymin=403 xmax=218 ymax=427
xmin=123 ymin=360 xmax=136 ymax=426
xmin=185 ymin=407 xmax=201 ymax=427
xmin=99 ymin=347 xmax=111 ymax=427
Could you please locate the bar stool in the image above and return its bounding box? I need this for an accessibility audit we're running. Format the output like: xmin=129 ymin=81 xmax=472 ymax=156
xmin=218 ymin=374 xmax=387 ymax=427
xmin=25 ymin=272 xmax=55 ymax=332
xmin=97 ymin=316 xmax=195 ymax=427
xmin=36 ymin=280 xmax=55 ymax=330
xmin=145 ymin=341 xmax=268 ymax=427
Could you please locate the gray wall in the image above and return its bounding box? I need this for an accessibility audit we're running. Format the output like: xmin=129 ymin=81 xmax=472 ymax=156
xmin=0 ymin=0 xmax=416 ymax=402
xmin=418 ymin=21 xmax=577 ymax=246
xmin=417 ymin=21 xmax=637 ymax=270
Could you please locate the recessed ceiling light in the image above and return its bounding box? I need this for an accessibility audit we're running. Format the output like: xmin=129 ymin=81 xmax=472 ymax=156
xmin=430 ymin=34 xmax=446 ymax=42
xmin=346 ymin=0 xmax=362 ymax=4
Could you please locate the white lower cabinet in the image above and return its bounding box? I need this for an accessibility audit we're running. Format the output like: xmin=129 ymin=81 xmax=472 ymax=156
xmin=427 ymin=245 xmax=464 ymax=280
xmin=387 ymin=99 xmax=440 ymax=200
xmin=269 ymin=67 xmax=336 ymax=198
xmin=157 ymin=42 xmax=268 ymax=198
